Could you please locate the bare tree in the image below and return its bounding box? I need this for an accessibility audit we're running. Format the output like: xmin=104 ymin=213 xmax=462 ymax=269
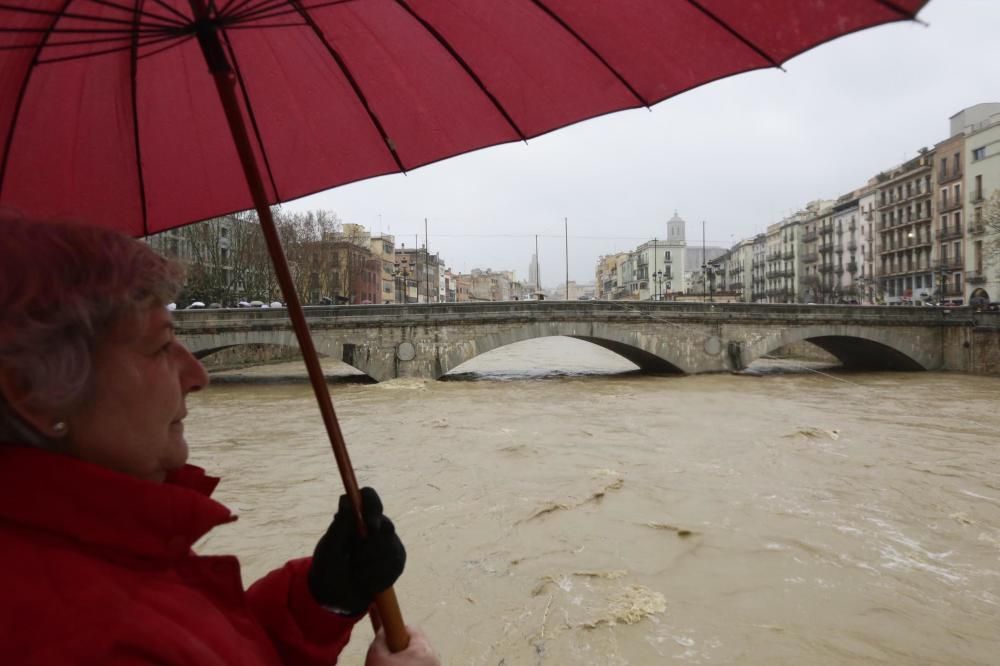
xmin=985 ymin=189 xmax=1000 ymax=274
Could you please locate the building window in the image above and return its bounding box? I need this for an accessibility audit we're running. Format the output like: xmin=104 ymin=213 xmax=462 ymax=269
xmin=972 ymin=147 xmax=986 ymax=161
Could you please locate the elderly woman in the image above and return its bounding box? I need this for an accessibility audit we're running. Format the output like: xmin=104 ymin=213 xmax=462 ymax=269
xmin=0 ymin=213 xmax=439 ymax=665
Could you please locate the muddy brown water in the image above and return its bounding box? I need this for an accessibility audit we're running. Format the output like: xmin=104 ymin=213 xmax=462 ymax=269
xmin=191 ymin=337 xmax=1000 ymax=665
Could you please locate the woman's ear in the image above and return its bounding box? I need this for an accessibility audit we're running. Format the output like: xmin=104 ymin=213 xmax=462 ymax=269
xmin=0 ymin=369 xmax=64 ymax=438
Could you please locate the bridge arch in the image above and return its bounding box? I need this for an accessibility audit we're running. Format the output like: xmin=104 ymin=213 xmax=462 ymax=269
xmin=183 ymin=330 xmax=302 ymax=359
xmin=438 ymin=323 xmax=690 ymax=378
xmin=742 ymin=325 xmax=931 ymax=371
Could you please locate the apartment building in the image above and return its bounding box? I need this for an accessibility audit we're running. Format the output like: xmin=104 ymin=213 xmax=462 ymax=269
xmin=832 ymin=191 xmax=863 ymax=301
xmin=875 ymin=151 xmax=935 ymax=304
xmin=750 ymin=234 xmax=766 ymax=301
xmin=762 ymin=213 xmax=800 ymax=303
xmin=857 ymin=188 xmax=878 ymax=303
xmin=395 ymin=245 xmax=441 ymax=303
xmin=958 ymin=103 xmax=1000 ymax=304
xmin=370 ymin=234 xmax=396 ymax=304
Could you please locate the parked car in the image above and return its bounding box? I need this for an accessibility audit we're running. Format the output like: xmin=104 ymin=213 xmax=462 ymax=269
xmin=186 ymin=301 xmax=206 ymax=309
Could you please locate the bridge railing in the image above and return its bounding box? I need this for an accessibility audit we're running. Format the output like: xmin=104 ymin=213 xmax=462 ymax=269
xmin=172 ymin=300 xmax=979 ymax=332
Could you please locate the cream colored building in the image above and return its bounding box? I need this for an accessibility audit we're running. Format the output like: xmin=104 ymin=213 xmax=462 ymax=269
xmin=370 ymin=234 xmax=396 ymax=304
xmin=857 ymin=188 xmax=879 ymax=303
xmin=957 ymin=103 xmax=1000 ymax=304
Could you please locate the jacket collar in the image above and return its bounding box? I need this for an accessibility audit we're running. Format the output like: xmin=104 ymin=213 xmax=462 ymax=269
xmin=0 ymin=445 xmax=236 ymax=560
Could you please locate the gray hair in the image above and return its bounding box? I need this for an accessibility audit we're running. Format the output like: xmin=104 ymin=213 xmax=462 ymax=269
xmin=0 ymin=210 xmax=185 ymax=446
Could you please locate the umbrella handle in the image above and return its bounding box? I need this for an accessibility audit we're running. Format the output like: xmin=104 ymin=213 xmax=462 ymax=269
xmin=374 ymin=588 xmax=409 ymax=652
xmin=187 ymin=0 xmax=410 ymax=652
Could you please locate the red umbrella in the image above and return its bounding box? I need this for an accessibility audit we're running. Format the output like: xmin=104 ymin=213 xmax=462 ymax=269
xmin=0 ymin=0 xmax=929 ymax=651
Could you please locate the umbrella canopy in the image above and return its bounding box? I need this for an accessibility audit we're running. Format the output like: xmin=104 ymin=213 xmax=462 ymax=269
xmin=0 ymin=0 xmax=930 ymax=653
xmin=1 ymin=0 xmax=928 ymax=235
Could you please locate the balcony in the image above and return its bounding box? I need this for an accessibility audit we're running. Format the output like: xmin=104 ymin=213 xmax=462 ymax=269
xmin=802 ymin=231 xmax=818 ymax=243
xmin=937 ymin=197 xmax=962 ymax=213
xmin=783 ymin=250 xmax=795 ymax=260
xmin=847 ymin=240 xmax=858 ymax=252
xmin=801 ymin=252 xmax=818 ymax=264
xmin=819 ymin=242 xmax=834 ymax=253
xmin=971 ymin=191 xmax=985 ymax=204
xmin=847 ymin=262 xmax=858 ymax=273
xmin=819 ymin=264 xmax=834 ymax=274
xmin=937 ymin=167 xmax=962 ymax=184
xmin=878 ymin=187 xmax=927 ymax=209
xmin=967 ymin=271 xmax=987 ymax=285
xmin=969 ymin=223 xmax=985 ymax=235
xmin=937 ymin=226 xmax=963 ymax=241
xmin=937 ymin=257 xmax=963 ymax=271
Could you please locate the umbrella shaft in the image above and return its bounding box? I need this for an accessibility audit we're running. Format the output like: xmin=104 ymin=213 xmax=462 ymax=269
xmin=189 ymin=0 xmax=408 ymax=653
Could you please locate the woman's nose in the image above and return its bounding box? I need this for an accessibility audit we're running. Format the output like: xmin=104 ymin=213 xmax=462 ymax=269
xmin=178 ymin=343 xmax=210 ymax=392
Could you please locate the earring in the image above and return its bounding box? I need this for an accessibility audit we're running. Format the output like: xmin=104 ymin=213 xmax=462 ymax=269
xmin=52 ymin=421 xmax=68 ymax=436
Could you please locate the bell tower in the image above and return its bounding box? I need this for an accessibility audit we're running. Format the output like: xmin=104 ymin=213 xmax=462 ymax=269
xmin=667 ymin=210 xmax=686 ymax=242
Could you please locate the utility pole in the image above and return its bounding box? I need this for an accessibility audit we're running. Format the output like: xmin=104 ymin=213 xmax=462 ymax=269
xmin=424 ymin=218 xmax=429 ymax=303
xmin=414 ymin=233 xmax=419 ymax=303
xmin=564 ymin=217 xmax=569 ymax=301
xmin=653 ymin=237 xmax=657 ymax=301
xmin=535 ymin=234 xmax=540 ymax=294
xmin=702 ymin=220 xmax=707 ymax=297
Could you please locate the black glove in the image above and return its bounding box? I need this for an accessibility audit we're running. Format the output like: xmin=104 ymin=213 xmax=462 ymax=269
xmin=307 ymin=487 xmax=406 ymax=616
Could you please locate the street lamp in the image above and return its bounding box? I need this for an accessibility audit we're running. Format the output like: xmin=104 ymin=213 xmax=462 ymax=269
xmin=937 ymin=265 xmax=951 ymax=305
xmin=651 ymin=269 xmax=664 ymax=300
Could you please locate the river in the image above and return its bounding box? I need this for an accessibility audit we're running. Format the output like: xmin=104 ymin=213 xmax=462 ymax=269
xmin=190 ymin=337 xmax=1000 ymax=665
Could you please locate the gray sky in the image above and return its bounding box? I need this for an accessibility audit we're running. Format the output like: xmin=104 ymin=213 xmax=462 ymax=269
xmin=284 ymin=0 xmax=1000 ymax=286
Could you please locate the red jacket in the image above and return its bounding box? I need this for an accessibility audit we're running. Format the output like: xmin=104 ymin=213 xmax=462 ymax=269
xmin=0 ymin=445 xmax=361 ymax=665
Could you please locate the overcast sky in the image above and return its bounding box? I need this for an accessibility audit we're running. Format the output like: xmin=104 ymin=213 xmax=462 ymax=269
xmin=283 ymin=0 xmax=1000 ymax=286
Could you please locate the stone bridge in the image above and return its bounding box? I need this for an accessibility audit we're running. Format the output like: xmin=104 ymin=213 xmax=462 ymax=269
xmin=172 ymin=302 xmax=999 ymax=382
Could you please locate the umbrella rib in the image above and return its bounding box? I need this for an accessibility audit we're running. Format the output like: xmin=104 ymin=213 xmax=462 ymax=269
xmin=682 ymin=0 xmax=783 ymax=70
xmin=34 ymin=32 xmax=185 ymax=64
xmin=222 ymin=0 xmax=358 ymax=24
xmin=222 ymin=0 xmax=286 ymax=23
xmin=218 ymin=24 xmax=284 ymax=202
xmin=129 ymin=0 xmax=150 ymax=235
xmin=146 ymin=0 xmax=191 ymax=23
xmin=393 ymin=0 xmax=527 ymax=142
xmin=218 ymin=0 xmax=259 ymax=20
xmin=224 ymin=21 xmax=306 ymax=29
xmin=288 ymin=0 xmax=407 ymax=173
xmin=0 ymin=0 xmax=74 ymax=201
xmin=874 ymin=0 xmax=916 ymax=17
xmin=136 ymin=31 xmax=194 ymax=59
xmin=873 ymin=0 xmax=928 ymax=25
xmin=81 ymin=0 xmax=187 ymax=28
xmin=0 ymin=2 xmax=180 ymax=32
xmin=0 ymin=33 xmax=137 ymax=51
xmin=529 ymin=0 xmax=648 ymax=107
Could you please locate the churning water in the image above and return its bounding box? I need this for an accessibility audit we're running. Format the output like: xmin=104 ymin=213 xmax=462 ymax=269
xmin=192 ymin=337 xmax=1000 ymax=665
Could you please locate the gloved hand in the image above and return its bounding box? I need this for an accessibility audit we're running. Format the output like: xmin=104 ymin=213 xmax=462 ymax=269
xmin=308 ymin=487 xmax=406 ymax=615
